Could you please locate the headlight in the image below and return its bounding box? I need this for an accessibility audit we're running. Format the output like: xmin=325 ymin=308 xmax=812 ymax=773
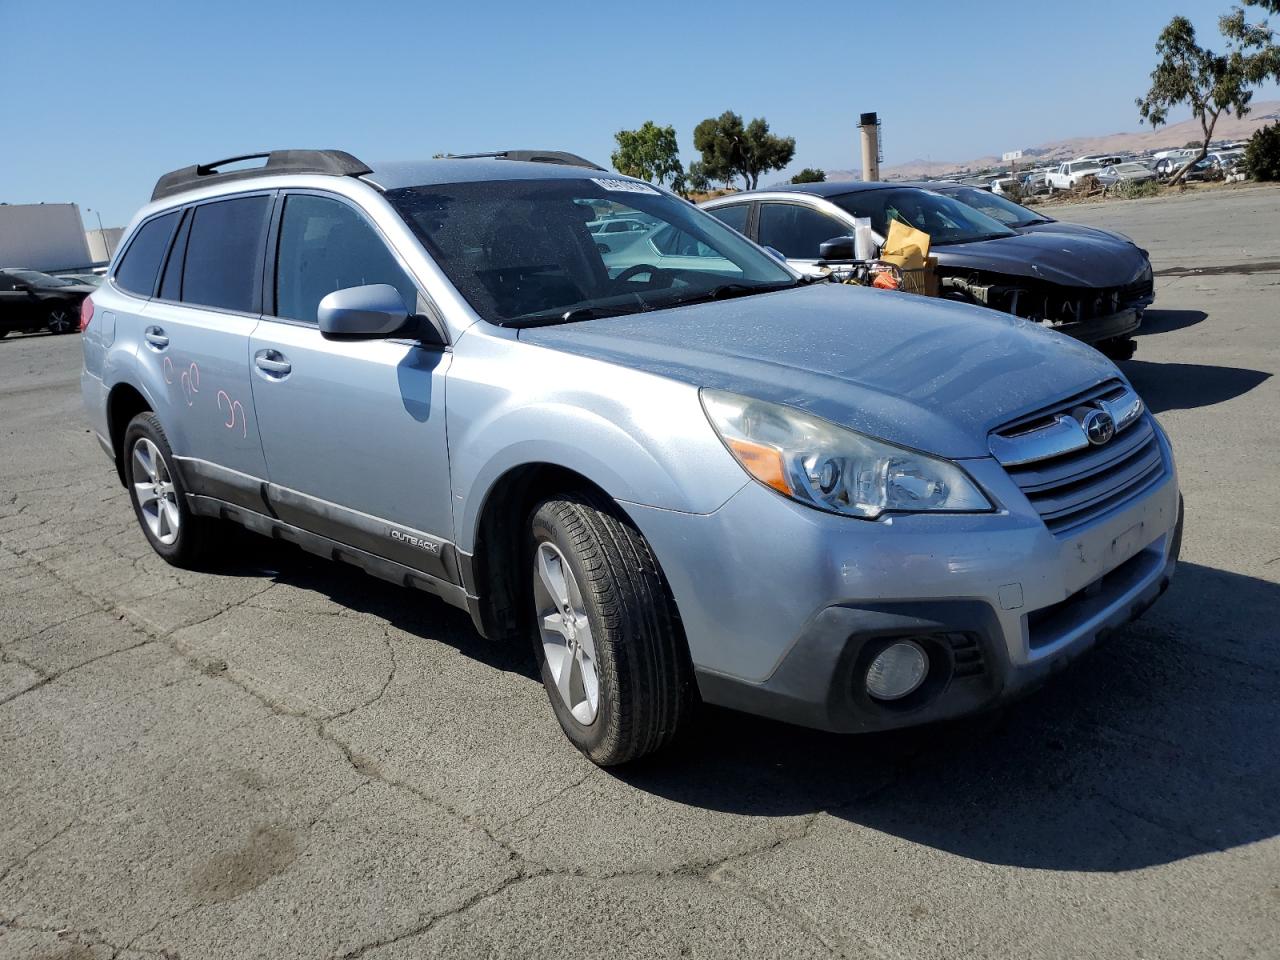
xmin=701 ymin=390 xmax=991 ymax=519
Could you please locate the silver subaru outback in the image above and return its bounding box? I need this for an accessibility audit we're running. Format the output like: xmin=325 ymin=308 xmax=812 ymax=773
xmin=81 ymin=149 xmax=1181 ymax=765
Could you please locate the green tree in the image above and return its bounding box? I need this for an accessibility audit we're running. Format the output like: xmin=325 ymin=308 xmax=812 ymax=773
xmin=611 ymin=121 xmax=685 ymax=194
xmin=791 ymin=167 xmax=826 ymax=183
xmin=1245 ymin=122 xmax=1280 ymax=179
xmin=685 ymin=161 xmax=711 ymax=194
xmin=693 ymin=111 xmax=796 ymax=189
xmin=1137 ymin=4 xmax=1280 ymax=185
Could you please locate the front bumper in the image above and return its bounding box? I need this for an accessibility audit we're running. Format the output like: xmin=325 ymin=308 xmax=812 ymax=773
xmin=1050 ymin=306 xmax=1143 ymax=344
xmin=626 ymin=426 xmax=1181 ymax=733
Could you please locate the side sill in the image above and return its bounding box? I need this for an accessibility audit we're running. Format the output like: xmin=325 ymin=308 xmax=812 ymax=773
xmin=187 ymin=495 xmax=472 ymax=613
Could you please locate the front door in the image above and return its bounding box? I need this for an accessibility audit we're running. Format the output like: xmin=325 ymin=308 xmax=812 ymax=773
xmin=248 ymin=191 xmax=455 ymax=581
xmin=755 ymin=201 xmax=855 ymax=277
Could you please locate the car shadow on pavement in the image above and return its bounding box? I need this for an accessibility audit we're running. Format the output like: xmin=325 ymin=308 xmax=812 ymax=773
xmin=218 ymin=534 xmax=540 ymax=681
xmin=1135 ymin=308 xmax=1207 ymax=336
xmin=613 ymin=561 xmax=1280 ymax=873
xmin=1121 ymin=359 xmax=1270 ymax=414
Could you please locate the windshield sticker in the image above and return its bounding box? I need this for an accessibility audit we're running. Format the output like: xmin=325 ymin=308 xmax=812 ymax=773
xmin=591 ymin=178 xmax=660 ymax=195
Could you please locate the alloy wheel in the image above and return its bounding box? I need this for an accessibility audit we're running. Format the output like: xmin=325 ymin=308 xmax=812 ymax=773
xmin=132 ymin=437 xmax=180 ymax=545
xmin=47 ymin=308 xmax=75 ymax=334
xmin=533 ymin=541 xmax=600 ymax=725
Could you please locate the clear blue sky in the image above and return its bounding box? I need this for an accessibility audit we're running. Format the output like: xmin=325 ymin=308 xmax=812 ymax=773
xmin=3 ymin=0 xmax=1276 ymax=227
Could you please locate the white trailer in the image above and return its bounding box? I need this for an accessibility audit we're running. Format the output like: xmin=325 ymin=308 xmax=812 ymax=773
xmin=0 ymin=203 xmax=95 ymax=272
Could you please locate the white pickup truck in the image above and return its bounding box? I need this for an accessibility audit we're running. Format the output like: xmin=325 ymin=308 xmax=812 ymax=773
xmin=1045 ymin=160 xmax=1102 ymax=192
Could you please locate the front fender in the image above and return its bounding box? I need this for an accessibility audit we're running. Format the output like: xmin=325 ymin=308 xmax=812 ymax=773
xmin=446 ymin=331 xmax=748 ymax=554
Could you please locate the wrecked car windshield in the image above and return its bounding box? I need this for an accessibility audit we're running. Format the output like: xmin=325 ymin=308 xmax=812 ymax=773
xmin=937 ymin=187 xmax=1046 ymax=228
xmin=387 ymin=178 xmax=796 ymax=326
xmin=830 ymin=188 xmax=1017 ymax=245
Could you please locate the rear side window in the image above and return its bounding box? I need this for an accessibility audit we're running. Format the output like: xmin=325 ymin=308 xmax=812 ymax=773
xmin=274 ymin=194 xmax=416 ymax=323
xmin=114 ymin=211 xmax=179 ymax=297
xmin=706 ymin=204 xmax=749 ymax=234
xmin=180 ymin=196 xmax=270 ymax=313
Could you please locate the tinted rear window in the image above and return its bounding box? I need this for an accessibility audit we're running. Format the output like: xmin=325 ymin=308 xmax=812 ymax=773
xmin=180 ymin=196 xmax=270 ymax=313
xmin=114 ymin=211 xmax=179 ymax=297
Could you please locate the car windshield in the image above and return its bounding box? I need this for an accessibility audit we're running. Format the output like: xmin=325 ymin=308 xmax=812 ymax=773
xmin=829 ymin=188 xmax=1017 ymax=245
xmin=939 ymin=186 xmax=1047 ymax=228
xmin=1115 ymin=163 xmax=1148 ymax=174
xmin=8 ymin=269 xmax=72 ymax=287
xmin=387 ymin=178 xmax=797 ymax=326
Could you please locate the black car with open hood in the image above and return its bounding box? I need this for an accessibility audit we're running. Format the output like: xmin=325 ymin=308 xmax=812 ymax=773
xmin=700 ymin=182 xmax=1155 ymax=362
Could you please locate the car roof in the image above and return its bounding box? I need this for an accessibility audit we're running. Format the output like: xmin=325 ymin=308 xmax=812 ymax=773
xmin=749 ymin=180 xmax=902 ymax=198
xmin=713 ymin=181 xmax=979 ymax=204
xmin=147 ymin=149 xmax=616 ymax=205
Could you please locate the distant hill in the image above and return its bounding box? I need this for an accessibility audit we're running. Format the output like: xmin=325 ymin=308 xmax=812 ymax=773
xmin=819 ymin=101 xmax=1280 ymax=182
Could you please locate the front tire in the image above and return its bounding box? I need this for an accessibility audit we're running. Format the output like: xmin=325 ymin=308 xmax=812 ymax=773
xmin=529 ymin=493 xmax=694 ymax=765
xmin=123 ymin=412 xmax=220 ymax=568
xmin=1099 ymin=336 xmax=1137 ymax=362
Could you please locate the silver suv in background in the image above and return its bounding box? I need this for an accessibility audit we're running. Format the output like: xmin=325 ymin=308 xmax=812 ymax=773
xmin=82 ymin=150 xmax=1181 ymax=764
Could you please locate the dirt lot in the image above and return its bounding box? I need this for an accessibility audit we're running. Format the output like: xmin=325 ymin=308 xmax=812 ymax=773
xmin=1 ymin=186 xmax=1278 ymax=960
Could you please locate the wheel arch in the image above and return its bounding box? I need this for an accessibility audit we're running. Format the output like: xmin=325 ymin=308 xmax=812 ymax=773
xmin=106 ymin=382 xmax=154 ymax=486
xmin=465 ymin=461 xmax=654 ymax=644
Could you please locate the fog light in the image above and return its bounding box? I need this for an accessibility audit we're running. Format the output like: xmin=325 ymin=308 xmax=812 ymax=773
xmin=865 ymin=641 xmax=928 ymax=701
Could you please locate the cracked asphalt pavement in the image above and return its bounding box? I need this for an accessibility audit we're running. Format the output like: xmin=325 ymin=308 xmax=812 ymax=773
xmin=2 ymin=185 xmax=1278 ymax=959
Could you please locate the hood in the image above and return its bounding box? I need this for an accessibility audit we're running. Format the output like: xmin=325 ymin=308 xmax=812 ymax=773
xmin=519 ymin=284 xmax=1120 ymax=460
xmin=933 ymin=231 xmax=1149 ymax=288
xmin=1017 ymin=221 xmax=1138 ymax=247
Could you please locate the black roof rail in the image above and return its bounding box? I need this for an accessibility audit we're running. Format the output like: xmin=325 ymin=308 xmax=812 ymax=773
xmin=151 ymin=150 xmax=373 ymax=202
xmin=445 ymin=150 xmax=606 ymax=171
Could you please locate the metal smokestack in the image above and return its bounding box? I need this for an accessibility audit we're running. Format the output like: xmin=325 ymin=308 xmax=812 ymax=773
xmin=859 ymin=112 xmax=881 ymax=182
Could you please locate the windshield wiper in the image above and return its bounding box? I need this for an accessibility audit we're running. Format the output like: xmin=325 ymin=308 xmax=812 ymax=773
xmin=505 ymin=304 xmax=643 ymax=328
xmin=669 ymin=281 xmax=797 ymax=307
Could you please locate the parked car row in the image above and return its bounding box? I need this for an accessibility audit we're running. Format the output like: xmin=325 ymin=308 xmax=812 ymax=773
xmin=83 ymin=149 xmax=1179 ymax=765
xmin=946 ymin=141 xmax=1251 ymax=199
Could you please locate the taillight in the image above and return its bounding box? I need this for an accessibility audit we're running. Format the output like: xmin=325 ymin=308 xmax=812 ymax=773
xmin=80 ymin=296 xmax=94 ymax=332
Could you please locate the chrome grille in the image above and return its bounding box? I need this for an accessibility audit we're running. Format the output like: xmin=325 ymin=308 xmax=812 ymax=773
xmin=990 ymin=382 xmax=1166 ymax=535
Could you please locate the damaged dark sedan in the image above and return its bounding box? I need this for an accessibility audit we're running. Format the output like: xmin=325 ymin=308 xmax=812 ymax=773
xmin=701 ymin=182 xmax=1154 ymax=362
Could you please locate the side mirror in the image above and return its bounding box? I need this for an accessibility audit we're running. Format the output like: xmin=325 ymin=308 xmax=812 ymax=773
xmin=318 ymin=284 xmax=411 ymax=341
xmin=818 ymin=236 xmax=857 ymax=261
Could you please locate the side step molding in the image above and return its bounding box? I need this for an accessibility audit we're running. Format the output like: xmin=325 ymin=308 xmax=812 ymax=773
xmin=188 ymin=495 xmax=473 ymax=612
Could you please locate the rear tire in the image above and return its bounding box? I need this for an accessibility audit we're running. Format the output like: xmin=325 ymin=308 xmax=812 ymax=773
xmin=46 ymin=306 xmax=77 ymax=334
xmin=123 ymin=412 xmax=222 ymax=568
xmin=528 ymin=492 xmax=694 ymax=766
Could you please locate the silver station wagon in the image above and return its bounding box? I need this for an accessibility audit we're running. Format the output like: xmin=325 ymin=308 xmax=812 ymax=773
xmin=82 ymin=149 xmax=1181 ymax=764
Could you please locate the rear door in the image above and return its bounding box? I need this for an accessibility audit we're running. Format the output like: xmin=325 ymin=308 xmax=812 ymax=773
xmin=140 ymin=193 xmax=272 ymax=502
xmin=248 ymin=190 xmax=455 ymax=581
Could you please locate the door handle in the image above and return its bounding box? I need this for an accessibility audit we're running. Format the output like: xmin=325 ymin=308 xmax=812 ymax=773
xmin=254 ymin=350 xmax=292 ymax=377
xmin=143 ymin=327 xmax=169 ymax=350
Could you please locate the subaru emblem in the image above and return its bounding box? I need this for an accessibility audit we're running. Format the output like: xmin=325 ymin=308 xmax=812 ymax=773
xmin=1083 ymin=408 xmax=1115 ymax=445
